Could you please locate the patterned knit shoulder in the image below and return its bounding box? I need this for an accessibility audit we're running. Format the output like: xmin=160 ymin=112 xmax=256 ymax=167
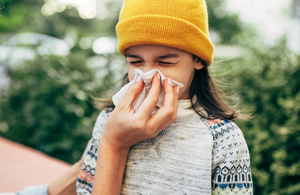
xmin=202 ymin=117 xmax=254 ymax=195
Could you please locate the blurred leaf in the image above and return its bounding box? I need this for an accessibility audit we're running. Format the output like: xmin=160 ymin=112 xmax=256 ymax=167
xmin=0 ymin=50 xmax=122 ymax=163
xmin=213 ymin=38 xmax=300 ymax=195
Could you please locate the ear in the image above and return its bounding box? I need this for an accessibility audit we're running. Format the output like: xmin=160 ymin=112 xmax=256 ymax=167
xmin=194 ymin=60 xmax=204 ymax=70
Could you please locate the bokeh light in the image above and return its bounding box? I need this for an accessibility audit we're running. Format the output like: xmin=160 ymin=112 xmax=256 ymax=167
xmin=92 ymin=37 xmax=117 ymax=54
xmin=42 ymin=0 xmax=97 ymax=19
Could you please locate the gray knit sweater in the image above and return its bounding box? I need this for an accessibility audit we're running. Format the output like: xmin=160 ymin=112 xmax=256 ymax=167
xmin=76 ymin=110 xmax=253 ymax=195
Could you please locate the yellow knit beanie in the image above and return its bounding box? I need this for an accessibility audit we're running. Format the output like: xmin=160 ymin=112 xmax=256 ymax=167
xmin=116 ymin=0 xmax=214 ymax=65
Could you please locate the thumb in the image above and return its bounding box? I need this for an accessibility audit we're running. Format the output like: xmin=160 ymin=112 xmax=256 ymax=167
xmin=117 ymin=79 xmax=144 ymax=110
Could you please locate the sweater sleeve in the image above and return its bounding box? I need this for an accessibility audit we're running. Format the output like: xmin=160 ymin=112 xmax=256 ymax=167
xmin=205 ymin=119 xmax=253 ymax=195
xmin=11 ymin=184 xmax=48 ymax=195
xmin=76 ymin=110 xmax=111 ymax=195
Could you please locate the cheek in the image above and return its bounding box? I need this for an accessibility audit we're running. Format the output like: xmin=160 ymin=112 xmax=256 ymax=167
xmin=174 ymin=70 xmax=194 ymax=86
xmin=127 ymin=67 xmax=135 ymax=82
xmin=176 ymin=71 xmax=195 ymax=98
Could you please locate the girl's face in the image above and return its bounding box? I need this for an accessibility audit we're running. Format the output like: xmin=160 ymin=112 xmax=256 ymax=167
xmin=126 ymin=44 xmax=203 ymax=100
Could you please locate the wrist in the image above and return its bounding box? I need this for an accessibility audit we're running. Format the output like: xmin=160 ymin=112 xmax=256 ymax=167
xmin=99 ymin=137 xmax=130 ymax=157
xmin=91 ymin=137 xmax=130 ymax=195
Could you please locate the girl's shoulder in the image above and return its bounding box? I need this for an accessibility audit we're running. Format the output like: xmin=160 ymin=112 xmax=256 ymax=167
xmin=203 ymin=118 xmax=253 ymax=194
xmin=201 ymin=117 xmax=245 ymax=142
xmin=202 ymin=118 xmax=232 ymax=131
xmin=195 ymin=107 xmax=238 ymax=133
xmin=91 ymin=109 xmax=112 ymax=139
xmin=95 ymin=109 xmax=112 ymax=125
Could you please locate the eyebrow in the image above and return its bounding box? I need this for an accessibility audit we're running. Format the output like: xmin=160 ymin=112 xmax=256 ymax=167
xmin=156 ymin=54 xmax=179 ymax=59
xmin=125 ymin=54 xmax=140 ymax=58
xmin=125 ymin=54 xmax=179 ymax=59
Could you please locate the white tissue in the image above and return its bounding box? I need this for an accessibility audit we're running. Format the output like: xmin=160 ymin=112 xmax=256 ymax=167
xmin=112 ymin=69 xmax=184 ymax=111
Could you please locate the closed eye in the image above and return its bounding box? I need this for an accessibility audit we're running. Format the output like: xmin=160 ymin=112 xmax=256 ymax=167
xmin=159 ymin=61 xmax=174 ymax=65
xmin=128 ymin=61 xmax=143 ymax=65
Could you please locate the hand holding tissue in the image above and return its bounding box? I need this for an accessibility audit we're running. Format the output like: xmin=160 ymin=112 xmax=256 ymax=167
xmin=112 ymin=69 xmax=184 ymax=111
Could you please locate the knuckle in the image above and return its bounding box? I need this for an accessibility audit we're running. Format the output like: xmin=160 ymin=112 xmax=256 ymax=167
xmin=170 ymin=114 xmax=177 ymax=122
xmin=165 ymin=108 xmax=175 ymax=117
xmin=128 ymin=84 xmax=139 ymax=94
xmin=145 ymin=129 xmax=154 ymax=138
xmin=149 ymin=97 xmax=159 ymax=106
xmin=131 ymin=121 xmax=144 ymax=131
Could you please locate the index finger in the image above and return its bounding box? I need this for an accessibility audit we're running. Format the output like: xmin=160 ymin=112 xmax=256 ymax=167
xmin=117 ymin=79 xmax=144 ymax=111
xmin=148 ymin=79 xmax=178 ymax=128
xmin=135 ymin=73 xmax=161 ymax=117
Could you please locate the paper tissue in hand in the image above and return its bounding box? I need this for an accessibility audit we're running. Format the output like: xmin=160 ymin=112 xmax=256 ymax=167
xmin=112 ymin=69 xmax=184 ymax=111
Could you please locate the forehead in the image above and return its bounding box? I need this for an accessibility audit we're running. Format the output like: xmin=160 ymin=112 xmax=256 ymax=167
xmin=125 ymin=44 xmax=188 ymax=56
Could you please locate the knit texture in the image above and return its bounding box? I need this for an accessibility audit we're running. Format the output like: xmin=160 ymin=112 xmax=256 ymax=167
xmin=116 ymin=0 xmax=214 ymax=65
xmin=14 ymin=184 xmax=48 ymax=195
xmin=76 ymin=110 xmax=253 ymax=194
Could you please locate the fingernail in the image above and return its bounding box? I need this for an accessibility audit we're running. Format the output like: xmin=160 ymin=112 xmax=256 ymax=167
xmin=157 ymin=73 xmax=160 ymax=80
xmin=176 ymin=86 xmax=180 ymax=94
xmin=136 ymin=76 xmax=141 ymax=82
xmin=168 ymin=78 xmax=172 ymax=85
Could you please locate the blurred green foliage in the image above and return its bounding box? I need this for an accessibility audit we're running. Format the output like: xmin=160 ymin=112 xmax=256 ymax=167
xmin=0 ymin=0 xmax=299 ymax=194
xmin=213 ymin=39 xmax=300 ymax=195
xmin=0 ymin=0 xmax=43 ymax=32
xmin=206 ymin=0 xmax=244 ymax=44
xmin=0 ymin=0 xmax=124 ymax=163
xmin=0 ymin=0 xmax=120 ymax=41
xmin=0 ymin=51 xmax=121 ymax=163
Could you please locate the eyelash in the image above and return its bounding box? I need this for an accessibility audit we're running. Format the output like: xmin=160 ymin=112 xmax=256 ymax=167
xmin=129 ymin=61 xmax=142 ymax=65
xmin=128 ymin=61 xmax=174 ymax=65
xmin=160 ymin=62 xmax=173 ymax=65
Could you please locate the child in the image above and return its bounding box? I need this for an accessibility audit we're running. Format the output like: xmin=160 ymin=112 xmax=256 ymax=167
xmin=76 ymin=0 xmax=253 ymax=194
xmin=12 ymin=0 xmax=253 ymax=194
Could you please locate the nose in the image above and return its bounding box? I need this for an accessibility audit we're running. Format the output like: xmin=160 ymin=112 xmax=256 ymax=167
xmin=142 ymin=62 xmax=155 ymax=73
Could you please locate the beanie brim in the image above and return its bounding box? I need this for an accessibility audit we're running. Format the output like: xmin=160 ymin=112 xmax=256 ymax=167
xmin=116 ymin=15 xmax=214 ymax=65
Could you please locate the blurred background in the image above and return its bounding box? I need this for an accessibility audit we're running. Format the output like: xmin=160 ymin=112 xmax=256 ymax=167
xmin=0 ymin=0 xmax=299 ymax=194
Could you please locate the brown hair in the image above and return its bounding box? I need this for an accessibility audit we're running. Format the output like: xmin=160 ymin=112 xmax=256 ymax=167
xmin=190 ymin=55 xmax=238 ymax=120
xmin=94 ymin=56 xmax=246 ymax=121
